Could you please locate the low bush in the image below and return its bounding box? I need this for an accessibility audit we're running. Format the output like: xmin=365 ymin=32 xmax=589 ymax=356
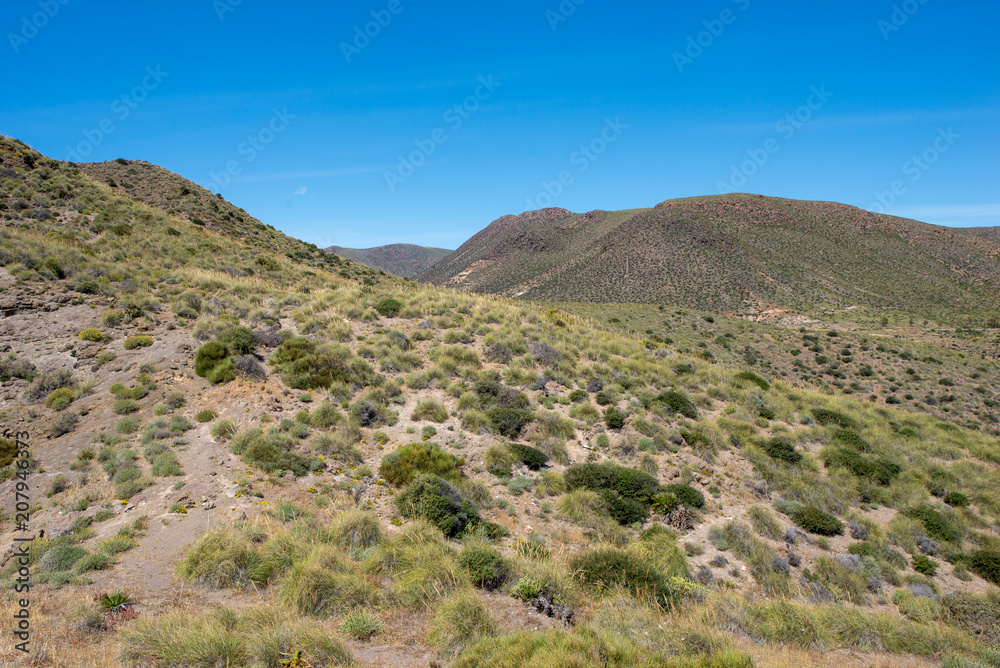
xmin=375 ymin=297 xmax=402 ymax=317
xmin=564 ymin=462 xmax=659 ymax=505
xmin=570 ymin=548 xmax=682 ymax=610
xmin=230 ymin=428 xmax=319 ymax=477
xmin=269 ymin=337 xmax=378 ymax=390
xmin=486 ymin=407 xmax=534 ymax=438
xmin=604 ymin=407 xmax=626 ymax=429
xmin=735 ymin=371 xmax=770 ymax=391
xmin=913 ymin=555 xmax=938 ymax=576
xmin=412 ymin=398 xmax=449 ymax=423
xmin=78 ymin=327 xmax=104 ymax=342
xmin=968 ymin=549 xmax=1000 ymax=585
xmin=428 ymin=591 xmax=499 ymax=660
xmin=395 ymin=473 xmax=502 ymax=539
xmin=762 ymin=437 xmax=801 ymax=464
xmin=380 ymin=442 xmax=464 ymax=486
xmin=459 ymin=542 xmax=510 ymax=590
xmin=280 ymin=546 xmax=379 ymax=616
xmin=45 ymin=387 xmax=75 ymax=411
xmin=944 ymin=492 xmax=969 ymax=508
xmin=792 ymin=506 xmax=844 ymax=536
xmin=661 ymin=483 xmax=705 ymax=510
xmin=194 ymin=341 xmax=230 ymax=378
xmin=508 ymin=442 xmax=548 ymax=470
xmin=904 ymin=505 xmax=963 ymax=543
xmin=113 ymin=399 xmax=140 ymax=415
xmin=195 ymin=409 xmax=218 ymax=422
xmin=123 ymin=335 xmax=153 ymax=350
xmin=812 ymin=408 xmax=857 ymax=429
xmin=654 ymin=390 xmax=699 ymax=419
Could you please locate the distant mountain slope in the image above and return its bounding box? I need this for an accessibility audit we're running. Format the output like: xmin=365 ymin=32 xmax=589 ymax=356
xmin=958 ymin=226 xmax=1000 ymax=242
xmin=419 ymin=194 xmax=1000 ymax=315
xmin=326 ymin=243 xmax=452 ymax=278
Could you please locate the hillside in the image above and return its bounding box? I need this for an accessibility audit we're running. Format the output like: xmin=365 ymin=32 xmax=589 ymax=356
xmin=326 ymin=243 xmax=452 ymax=278
xmin=4 ymin=138 xmax=1000 ymax=668
xmin=419 ymin=195 xmax=1000 ymax=317
xmin=960 ymin=227 xmax=1000 ymax=242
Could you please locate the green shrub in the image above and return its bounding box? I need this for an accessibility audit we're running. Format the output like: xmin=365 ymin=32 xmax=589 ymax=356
xmin=230 ymin=428 xmax=317 ymax=476
xmin=762 ymin=437 xmax=801 ymax=464
xmin=195 ymin=341 xmax=230 ymax=378
xmin=113 ymin=399 xmax=140 ymax=415
xmin=269 ymin=337 xmax=377 ymax=390
xmin=944 ymin=492 xmax=969 ymax=508
xmin=206 ymin=356 xmax=236 ymax=384
xmin=904 ymin=505 xmax=962 ymax=543
xmin=79 ymin=327 xmax=104 ymax=342
xmin=196 ymin=409 xmax=218 ymax=422
xmin=735 ymin=371 xmax=770 ymax=391
xmin=45 ymin=387 xmax=75 ymax=411
xmin=564 ymin=462 xmax=659 ymax=505
xmin=486 ymin=407 xmax=534 ymax=438
xmin=968 ymin=550 xmax=1000 ymax=585
xmin=661 ymin=483 xmax=706 ymax=510
xmin=151 ymin=452 xmax=184 ymax=477
xmin=217 ymin=326 xmax=256 ymax=356
xmin=823 ymin=447 xmax=901 ymax=486
xmin=380 ymin=442 xmax=464 ymax=486
xmin=210 ymin=418 xmax=237 ymax=439
xmin=374 ymin=297 xmax=402 ymax=317
xmin=604 ymin=407 xmax=626 ymax=429
xmin=508 ymin=442 xmax=548 ymax=470
xmin=599 ymin=489 xmax=649 ymax=525
xmin=116 ymin=477 xmax=152 ymax=500
xmin=123 ymin=335 xmax=153 ymax=350
xmin=913 ymin=555 xmax=938 ymax=576
xmin=812 ymin=408 xmax=857 ymax=429
xmin=37 ymin=545 xmax=88 ymax=572
xmin=654 ymin=390 xmax=698 ymax=419
xmin=308 ymin=400 xmax=342 ymax=428
xmin=116 ymin=417 xmax=140 ymax=434
xmin=791 ymin=506 xmax=844 ymax=536
xmin=831 ymin=429 xmax=871 ymax=452
xmin=395 ymin=473 xmax=500 ymax=539
xmin=339 ymin=610 xmax=382 ymax=640
xmin=459 ymin=543 xmax=510 ymax=590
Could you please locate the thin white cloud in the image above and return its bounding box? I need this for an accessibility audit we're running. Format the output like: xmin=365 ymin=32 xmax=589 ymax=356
xmin=293 ymin=186 xmax=307 ymax=195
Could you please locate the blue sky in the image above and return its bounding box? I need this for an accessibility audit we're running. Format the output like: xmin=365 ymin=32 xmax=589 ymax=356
xmin=3 ymin=1 xmax=997 ymax=249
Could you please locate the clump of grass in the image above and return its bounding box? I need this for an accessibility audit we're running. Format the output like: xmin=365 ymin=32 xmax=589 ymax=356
xmin=459 ymin=541 xmax=510 ymax=591
xmin=123 ymin=335 xmax=153 ymax=350
xmin=380 ymin=442 xmax=464 ymax=486
xmin=210 ymin=417 xmax=237 ymax=439
xmin=280 ymin=546 xmax=380 ymax=616
xmin=792 ymin=506 xmax=844 ymax=536
xmin=328 ymin=509 xmax=384 ymax=551
xmin=427 ymin=590 xmax=500 ymax=660
xmin=339 ymin=609 xmax=382 ymax=640
xmin=195 ymin=409 xmax=218 ymax=422
xmin=412 ymin=398 xmax=449 ymax=423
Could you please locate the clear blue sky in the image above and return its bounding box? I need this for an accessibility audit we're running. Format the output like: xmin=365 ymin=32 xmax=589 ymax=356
xmin=3 ymin=0 xmax=997 ymax=249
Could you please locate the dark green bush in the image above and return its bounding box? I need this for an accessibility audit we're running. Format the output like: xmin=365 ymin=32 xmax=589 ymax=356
xmin=205 ymin=357 xmax=236 ymax=384
xmin=653 ymin=390 xmax=698 ymax=419
xmin=459 ymin=544 xmax=510 ymax=590
xmin=604 ymin=407 xmax=626 ymax=430
xmin=912 ymin=555 xmax=938 ymax=576
xmin=831 ymin=429 xmax=871 ymax=452
xmin=791 ymin=506 xmax=844 ymax=536
xmin=380 ymin=442 xmax=464 ymax=487
xmin=486 ymin=407 xmax=533 ymax=438
xmin=599 ymin=489 xmax=649 ymax=525
xmin=568 ymin=389 xmax=588 ymax=403
xmin=508 ymin=443 xmax=548 ymax=470
xmin=374 ymin=297 xmax=402 ymax=317
xmin=942 ymin=592 xmax=1000 ymax=645
xmin=734 ymin=371 xmax=770 ymax=391
xmin=903 ymin=505 xmax=962 ymax=543
xmin=812 ymin=408 xmax=857 ymax=429
xmin=660 ymin=483 xmax=705 ymax=510
xmin=944 ymin=491 xmax=969 ymax=507
xmin=564 ymin=462 xmax=658 ymax=506
xmin=761 ymin=437 xmax=801 ymax=464
xmin=395 ymin=474 xmax=500 ymax=539
xmin=231 ymin=428 xmax=318 ymax=477
xmin=969 ymin=550 xmax=1000 ymax=585
xmin=823 ymin=448 xmax=901 ymax=486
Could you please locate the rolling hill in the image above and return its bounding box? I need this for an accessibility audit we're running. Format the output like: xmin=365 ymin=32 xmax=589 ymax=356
xmin=325 ymin=243 xmax=452 ymax=278
xmin=419 ymin=195 xmax=1000 ymax=317
xmin=5 ymin=136 xmax=1000 ymax=667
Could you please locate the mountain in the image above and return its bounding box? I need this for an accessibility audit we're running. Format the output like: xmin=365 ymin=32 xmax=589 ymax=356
xmin=959 ymin=226 xmax=1000 ymax=242
xmin=420 ymin=194 xmax=1000 ymax=316
xmin=325 ymin=243 xmax=452 ymax=278
xmin=4 ymin=136 xmax=1000 ymax=666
